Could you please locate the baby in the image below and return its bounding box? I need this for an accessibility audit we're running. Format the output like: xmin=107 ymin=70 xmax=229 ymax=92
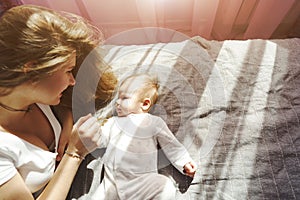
xmin=94 ymin=73 xmax=197 ymax=200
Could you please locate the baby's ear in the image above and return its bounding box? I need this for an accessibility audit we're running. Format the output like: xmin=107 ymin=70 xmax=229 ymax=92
xmin=141 ymin=98 xmax=151 ymax=111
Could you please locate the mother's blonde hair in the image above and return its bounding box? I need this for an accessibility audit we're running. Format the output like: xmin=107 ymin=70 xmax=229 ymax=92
xmin=0 ymin=5 xmax=117 ymax=109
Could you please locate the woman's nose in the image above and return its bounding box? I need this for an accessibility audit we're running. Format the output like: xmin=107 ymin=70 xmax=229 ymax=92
xmin=69 ymin=73 xmax=76 ymax=86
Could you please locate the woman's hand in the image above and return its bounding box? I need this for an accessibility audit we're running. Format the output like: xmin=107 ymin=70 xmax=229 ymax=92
xmin=66 ymin=114 xmax=101 ymax=158
xmin=51 ymin=105 xmax=73 ymax=162
xmin=57 ymin=125 xmax=71 ymax=161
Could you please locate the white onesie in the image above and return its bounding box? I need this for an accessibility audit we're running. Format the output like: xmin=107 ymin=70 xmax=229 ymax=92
xmin=93 ymin=113 xmax=193 ymax=200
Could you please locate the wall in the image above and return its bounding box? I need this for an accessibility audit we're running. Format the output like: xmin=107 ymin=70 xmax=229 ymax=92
xmin=22 ymin=0 xmax=300 ymax=40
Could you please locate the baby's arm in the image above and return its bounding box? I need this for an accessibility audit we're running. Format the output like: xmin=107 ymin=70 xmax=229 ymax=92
xmin=97 ymin=116 xmax=113 ymax=148
xmin=156 ymin=117 xmax=198 ymax=177
xmin=183 ymin=160 xmax=197 ymax=178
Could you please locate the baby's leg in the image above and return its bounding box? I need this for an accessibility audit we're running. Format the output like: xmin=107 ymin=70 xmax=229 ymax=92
xmin=151 ymin=174 xmax=176 ymax=200
xmin=124 ymin=174 xmax=176 ymax=200
xmin=90 ymin=170 xmax=119 ymax=200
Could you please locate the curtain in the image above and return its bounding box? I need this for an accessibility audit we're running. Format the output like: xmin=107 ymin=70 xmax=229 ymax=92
xmin=21 ymin=0 xmax=300 ymax=40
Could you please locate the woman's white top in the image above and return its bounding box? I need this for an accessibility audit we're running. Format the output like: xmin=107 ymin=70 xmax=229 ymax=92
xmin=0 ymin=103 xmax=61 ymax=193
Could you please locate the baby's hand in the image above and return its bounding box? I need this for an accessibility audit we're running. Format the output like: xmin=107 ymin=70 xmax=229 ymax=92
xmin=67 ymin=114 xmax=101 ymax=157
xmin=183 ymin=161 xmax=197 ymax=178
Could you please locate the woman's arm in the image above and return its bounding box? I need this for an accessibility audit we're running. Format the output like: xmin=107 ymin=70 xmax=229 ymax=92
xmin=0 ymin=173 xmax=34 ymax=200
xmin=0 ymin=114 xmax=101 ymax=200
xmin=37 ymin=152 xmax=83 ymax=199
xmin=0 ymin=155 xmax=82 ymax=200
xmin=38 ymin=114 xmax=101 ymax=199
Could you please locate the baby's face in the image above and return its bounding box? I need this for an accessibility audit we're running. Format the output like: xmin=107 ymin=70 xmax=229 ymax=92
xmin=115 ymin=78 xmax=144 ymax=117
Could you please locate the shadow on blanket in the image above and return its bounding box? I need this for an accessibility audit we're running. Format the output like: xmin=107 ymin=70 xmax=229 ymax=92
xmin=189 ymin=37 xmax=300 ymax=200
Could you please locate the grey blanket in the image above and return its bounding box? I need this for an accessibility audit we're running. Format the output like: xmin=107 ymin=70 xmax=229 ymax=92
xmin=67 ymin=36 xmax=300 ymax=200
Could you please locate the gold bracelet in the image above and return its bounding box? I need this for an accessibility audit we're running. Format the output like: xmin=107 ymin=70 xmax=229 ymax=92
xmin=65 ymin=151 xmax=85 ymax=160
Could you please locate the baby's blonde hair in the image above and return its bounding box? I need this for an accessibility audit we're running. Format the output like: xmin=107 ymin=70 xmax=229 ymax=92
xmin=120 ymin=73 xmax=159 ymax=108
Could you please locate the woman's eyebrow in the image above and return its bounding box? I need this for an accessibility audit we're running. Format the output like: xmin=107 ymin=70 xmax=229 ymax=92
xmin=67 ymin=65 xmax=75 ymax=70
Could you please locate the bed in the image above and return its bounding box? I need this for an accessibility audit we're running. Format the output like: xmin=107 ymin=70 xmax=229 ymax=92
xmin=67 ymin=32 xmax=300 ymax=200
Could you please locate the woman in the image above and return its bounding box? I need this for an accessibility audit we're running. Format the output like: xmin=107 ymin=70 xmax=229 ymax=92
xmin=0 ymin=5 xmax=116 ymax=199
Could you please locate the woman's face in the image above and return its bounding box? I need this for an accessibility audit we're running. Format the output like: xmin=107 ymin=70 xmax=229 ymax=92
xmin=30 ymin=54 xmax=76 ymax=105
